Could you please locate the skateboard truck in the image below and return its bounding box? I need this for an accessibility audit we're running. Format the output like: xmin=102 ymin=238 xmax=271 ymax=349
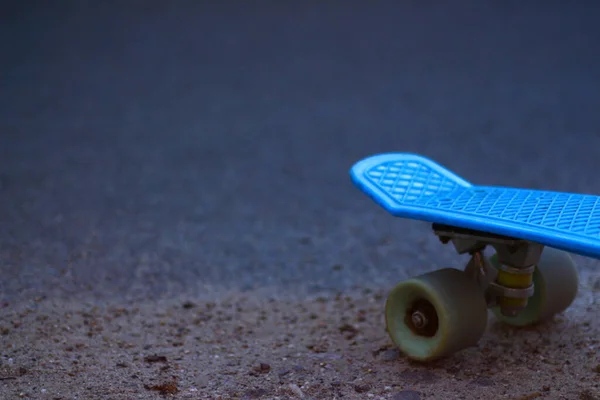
xmin=432 ymin=223 xmax=543 ymax=317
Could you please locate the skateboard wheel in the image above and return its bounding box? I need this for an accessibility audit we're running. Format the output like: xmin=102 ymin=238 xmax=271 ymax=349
xmin=490 ymin=247 xmax=579 ymax=327
xmin=385 ymin=268 xmax=488 ymax=361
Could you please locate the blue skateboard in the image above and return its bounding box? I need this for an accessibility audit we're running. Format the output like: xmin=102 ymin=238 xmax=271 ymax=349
xmin=350 ymin=153 xmax=593 ymax=361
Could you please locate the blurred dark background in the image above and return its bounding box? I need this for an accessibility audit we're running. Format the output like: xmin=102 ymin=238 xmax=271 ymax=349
xmin=1 ymin=1 xmax=599 ymax=303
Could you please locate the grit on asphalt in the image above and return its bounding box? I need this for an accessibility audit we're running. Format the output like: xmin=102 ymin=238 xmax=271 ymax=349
xmin=1 ymin=2 xmax=599 ymax=399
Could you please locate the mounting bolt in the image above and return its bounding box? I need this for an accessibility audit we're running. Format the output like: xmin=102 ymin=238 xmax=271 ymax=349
xmin=411 ymin=310 xmax=429 ymax=329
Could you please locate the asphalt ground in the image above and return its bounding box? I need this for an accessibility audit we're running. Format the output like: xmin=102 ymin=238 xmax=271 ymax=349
xmin=2 ymin=1 xmax=600 ymax=304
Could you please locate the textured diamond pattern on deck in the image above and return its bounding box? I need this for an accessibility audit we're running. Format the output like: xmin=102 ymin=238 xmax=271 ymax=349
xmin=424 ymin=188 xmax=600 ymax=236
xmin=364 ymin=160 xmax=600 ymax=237
xmin=365 ymin=160 xmax=461 ymax=202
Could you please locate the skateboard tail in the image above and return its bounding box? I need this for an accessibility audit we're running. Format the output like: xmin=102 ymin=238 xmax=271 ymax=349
xmin=350 ymin=152 xmax=473 ymax=216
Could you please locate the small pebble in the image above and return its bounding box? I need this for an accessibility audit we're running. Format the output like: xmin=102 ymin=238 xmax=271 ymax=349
xmin=252 ymin=363 xmax=271 ymax=374
xmin=144 ymin=355 xmax=167 ymax=363
xmin=241 ymin=388 xmax=269 ymax=399
xmin=309 ymin=352 xmax=342 ymax=360
xmin=354 ymin=384 xmax=370 ymax=393
xmin=288 ymin=383 xmax=304 ymax=397
xmin=339 ymin=324 xmax=359 ymax=334
xmin=182 ymin=301 xmax=196 ymax=309
xmin=380 ymin=349 xmax=400 ymax=361
xmin=393 ymin=390 xmax=421 ymax=400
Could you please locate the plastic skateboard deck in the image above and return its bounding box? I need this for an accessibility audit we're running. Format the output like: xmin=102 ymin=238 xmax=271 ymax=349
xmin=350 ymin=153 xmax=600 ymax=259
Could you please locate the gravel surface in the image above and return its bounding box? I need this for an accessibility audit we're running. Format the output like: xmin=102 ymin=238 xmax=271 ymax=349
xmin=0 ymin=276 xmax=598 ymax=399
xmin=1 ymin=2 xmax=599 ymax=399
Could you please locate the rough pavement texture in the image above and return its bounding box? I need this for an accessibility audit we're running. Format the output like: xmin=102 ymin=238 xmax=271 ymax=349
xmin=1 ymin=2 xmax=599 ymax=399
xmin=0 ymin=280 xmax=598 ymax=399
